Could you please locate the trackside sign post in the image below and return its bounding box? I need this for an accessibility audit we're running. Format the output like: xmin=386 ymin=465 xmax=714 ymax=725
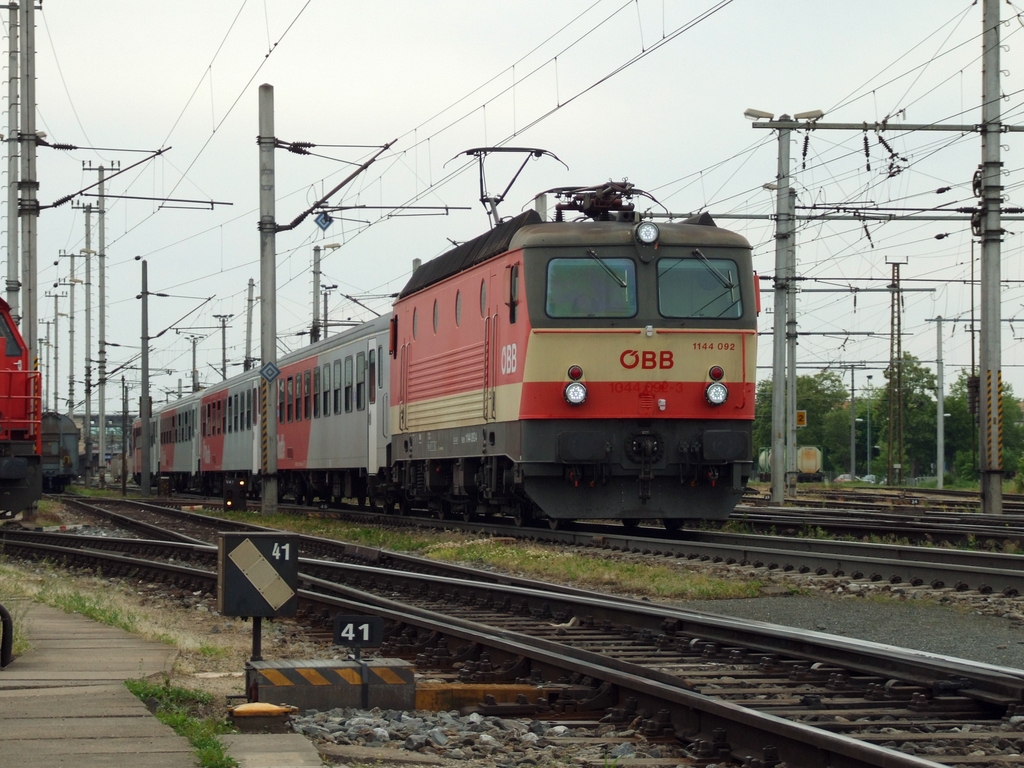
xmin=218 ymin=532 xmax=298 ymax=661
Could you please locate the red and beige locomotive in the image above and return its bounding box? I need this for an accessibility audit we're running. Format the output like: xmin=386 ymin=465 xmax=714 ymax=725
xmin=135 ymin=183 xmax=757 ymax=528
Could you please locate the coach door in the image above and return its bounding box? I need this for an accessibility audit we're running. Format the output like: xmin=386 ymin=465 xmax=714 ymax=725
xmin=366 ymin=337 xmax=383 ymax=473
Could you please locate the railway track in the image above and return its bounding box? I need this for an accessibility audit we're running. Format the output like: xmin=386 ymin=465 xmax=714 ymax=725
xmin=8 ymin=497 xmax=1024 ymax=766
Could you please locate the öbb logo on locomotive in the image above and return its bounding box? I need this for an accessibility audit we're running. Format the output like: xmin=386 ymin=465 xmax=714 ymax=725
xmin=133 ymin=183 xmax=757 ymax=530
xmin=620 ymin=349 xmax=674 ymax=370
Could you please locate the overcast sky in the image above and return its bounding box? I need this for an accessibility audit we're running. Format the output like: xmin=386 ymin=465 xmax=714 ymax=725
xmin=16 ymin=1 xmax=1024 ymax=413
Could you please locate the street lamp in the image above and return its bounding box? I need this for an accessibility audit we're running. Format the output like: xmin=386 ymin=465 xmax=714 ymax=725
xmin=311 ymin=243 xmax=340 ymax=343
xmin=322 ymin=284 xmax=338 ymax=338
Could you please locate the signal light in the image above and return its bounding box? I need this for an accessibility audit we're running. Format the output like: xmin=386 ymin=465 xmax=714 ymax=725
xmin=567 ymin=365 xmax=584 ymax=381
xmin=709 ymin=366 xmax=724 ymax=381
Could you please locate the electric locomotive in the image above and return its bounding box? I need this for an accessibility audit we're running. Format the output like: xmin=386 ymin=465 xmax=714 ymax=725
xmin=0 ymin=298 xmax=42 ymax=518
xmin=134 ymin=183 xmax=756 ymax=529
xmin=390 ymin=183 xmax=757 ymax=528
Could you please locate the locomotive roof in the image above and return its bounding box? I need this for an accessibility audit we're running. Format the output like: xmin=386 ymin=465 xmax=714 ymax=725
xmin=398 ymin=210 xmax=751 ymax=299
xmin=398 ymin=209 xmax=542 ymax=298
xmin=508 ymin=217 xmax=752 ymax=250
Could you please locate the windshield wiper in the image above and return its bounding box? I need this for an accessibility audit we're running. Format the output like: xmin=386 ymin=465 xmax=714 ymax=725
xmin=692 ymin=248 xmax=734 ymax=289
xmin=586 ymin=249 xmax=627 ymax=288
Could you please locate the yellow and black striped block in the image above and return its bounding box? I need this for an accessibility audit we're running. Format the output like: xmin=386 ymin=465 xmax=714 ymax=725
xmin=246 ymin=658 xmax=414 ymax=711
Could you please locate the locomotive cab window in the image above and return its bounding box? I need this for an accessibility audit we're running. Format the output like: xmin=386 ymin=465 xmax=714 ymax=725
xmin=546 ymin=256 xmax=637 ymax=318
xmin=658 ymin=255 xmax=743 ymax=319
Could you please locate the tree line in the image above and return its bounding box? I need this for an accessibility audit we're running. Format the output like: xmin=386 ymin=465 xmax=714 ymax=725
xmin=752 ymin=353 xmax=1024 ymax=484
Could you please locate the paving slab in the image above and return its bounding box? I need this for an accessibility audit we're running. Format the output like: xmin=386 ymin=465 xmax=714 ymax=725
xmin=0 ymin=600 xmax=195 ymax=768
xmin=221 ymin=733 xmax=323 ymax=768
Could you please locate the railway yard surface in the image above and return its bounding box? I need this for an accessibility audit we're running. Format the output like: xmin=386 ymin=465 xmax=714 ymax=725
xmin=4 ymin=489 xmax=1024 ymax=767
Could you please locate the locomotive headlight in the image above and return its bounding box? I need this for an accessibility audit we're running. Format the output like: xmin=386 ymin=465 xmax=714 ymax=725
xmin=564 ymin=381 xmax=588 ymax=406
xmin=705 ymin=381 xmax=729 ymax=405
xmin=635 ymin=221 xmax=660 ymax=245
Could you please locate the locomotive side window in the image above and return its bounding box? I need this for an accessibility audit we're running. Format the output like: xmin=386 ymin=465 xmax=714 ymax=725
xmin=344 ymin=356 xmax=354 ymax=413
xmin=412 ymin=308 xmax=418 ymax=339
xmin=507 ymin=263 xmax=519 ymax=324
xmin=0 ymin=313 xmax=20 ymax=356
xmin=313 ymin=367 xmax=321 ymax=418
xmin=480 ymin=280 xmax=487 ymax=317
xmin=333 ymin=360 xmax=342 ymax=414
xmin=658 ymin=256 xmax=743 ymax=318
xmin=455 ymin=291 xmax=461 ymax=326
xmin=432 ymin=300 xmax=439 ymax=333
xmin=356 ymin=352 xmax=366 ymax=411
xmin=546 ymin=257 xmax=637 ymax=318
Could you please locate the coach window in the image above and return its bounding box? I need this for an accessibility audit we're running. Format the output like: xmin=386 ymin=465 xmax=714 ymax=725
xmin=480 ymin=279 xmax=487 ymax=317
xmin=226 ymin=398 xmax=232 ymax=433
xmin=657 ymin=256 xmax=742 ymax=319
xmin=278 ymin=380 xmax=285 ymax=423
xmin=303 ymin=370 xmax=311 ymax=420
xmin=378 ymin=345 xmax=384 ymax=389
xmin=545 ymin=256 xmax=637 ymax=318
xmin=455 ymin=291 xmax=462 ymax=326
xmin=235 ymin=394 xmax=241 ymax=432
xmin=294 ymin=375 xmax=302 ymax=422
xmin=432 ymin=300 xmax=438 ymax=333
xmin=412 ymin=308 xmax=418 ymax=339
xmin=322 ymin=364 xmax=331 ymax=415
xmin=313 ymin=367 xmax=321 ymax=418
xmin=286 ymin=376 xmax=294 ymax=422
xmin=356 ymin=351 xmax=366 ymax=410
xmin=368 ymin=348 xmax=376 ymax=405
xmin=221 ymin=399 xmax=227 ymax=434
xmin=333 ymin=360 xmax=342 ymax=414
xmin=344 ymin=356 xmax=354 ymax=413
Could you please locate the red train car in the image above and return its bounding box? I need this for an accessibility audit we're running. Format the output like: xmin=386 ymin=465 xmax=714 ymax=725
xmin=0 ymin=298 xmax=41 ymax=517
xmin=390 ymin=184 xmax=757 ymax=527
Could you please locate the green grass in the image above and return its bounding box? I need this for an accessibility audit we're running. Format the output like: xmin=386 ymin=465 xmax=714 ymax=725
xmin=0 ymin=562 xmax=32 ymax=655
xmin=423 ymin=540 xmax=763 ymax=600
xmin=125 ymin=678 xmax=236 ymax=768
xmin=38 ymin=582 xmax=140 ymax=633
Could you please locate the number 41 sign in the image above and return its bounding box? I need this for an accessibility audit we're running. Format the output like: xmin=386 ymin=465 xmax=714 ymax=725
xmin=333 ymin=615 xmax=384 ymax=648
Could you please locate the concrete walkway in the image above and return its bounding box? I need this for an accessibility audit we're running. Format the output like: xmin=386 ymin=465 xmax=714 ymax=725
xmin=0 ymin=599 xmax=324 ymax=768
xmin=0 ymin=600 xmax=195 ymax=767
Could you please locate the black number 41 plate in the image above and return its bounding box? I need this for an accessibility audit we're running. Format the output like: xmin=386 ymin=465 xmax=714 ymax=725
xmin=333 ymin=615 xmax=384 ymax=647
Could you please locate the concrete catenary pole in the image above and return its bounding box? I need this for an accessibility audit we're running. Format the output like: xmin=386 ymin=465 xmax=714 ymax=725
xmin=140 ymin=260 xmax=151 ymax=496
xmin=98 ymin=168 xmax=107 ymax=488
xmin=6 ymin=2 xmax=18 ymax=321
xmin=213 ymin=314 xmax=232 ymax=380
xmin=936 ymin=316 xmax=945 ymax=489
xmin=244 ymin=278 xmax=254 ymax=370
xmin=849 ymin=368 xmax=856 ymax=479
xmin=311 ymin=245 xmax=321 ymax=343
xmin=258 ymin=84 xmax=278 ymax=516
xmin=785 ymin=185 xmax=798 ymax=495
xmin=84 ymin=210 xmax=93 ymax=488
xmin=979 ymin=0 xmax=1004 ymax=514
xmin=18 ymin=0 xmax=37 ymax=366
xmin=769 ymin=121 xmax=792 ymax=503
